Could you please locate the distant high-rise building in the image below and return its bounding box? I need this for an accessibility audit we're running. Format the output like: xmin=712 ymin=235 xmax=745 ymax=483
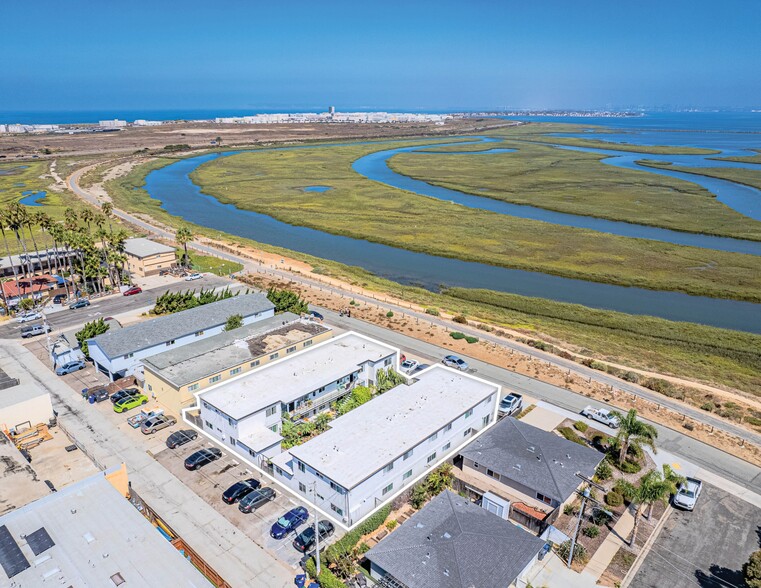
xmin=328 ymin=106 xmax=335 ymax=115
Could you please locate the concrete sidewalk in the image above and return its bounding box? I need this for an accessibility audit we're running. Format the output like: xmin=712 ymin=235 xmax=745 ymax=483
xmin=583 ymin=506 xmax=635 ymax=580
xmin=4 ymin=340 xmax=295 ymax=588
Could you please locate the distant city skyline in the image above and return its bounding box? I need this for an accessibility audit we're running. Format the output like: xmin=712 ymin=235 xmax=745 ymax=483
xmin=2 ymin=0 xmax=759 ymax=112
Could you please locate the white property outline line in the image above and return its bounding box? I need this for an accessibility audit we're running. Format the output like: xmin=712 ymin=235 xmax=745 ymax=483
xmin=180 ymin=331 xmax=501 ymax=532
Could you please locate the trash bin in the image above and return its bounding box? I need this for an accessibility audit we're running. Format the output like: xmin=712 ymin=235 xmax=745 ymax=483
xmin=88 ymin=394 xmax=96 ymax=404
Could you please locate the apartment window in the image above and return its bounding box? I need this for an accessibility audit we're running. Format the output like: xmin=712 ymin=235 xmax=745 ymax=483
xmin=465 ymin=408 xmax=473 ymax=418
xmin=444 ymin=423 xmax=452 ymax=432
xmin=250 ymin=359 xmax=260 ymax=368
xmin=266 ymin=405 xmax=277 ymax=418
xmin=403 ymin=449 xmax=413 ymax=461
xmin=269 ymin=424 xmax=278 ymax=433
xmin=230 ymin=367 xmax=241 ymax=376
xmin=537 ymin=493 xmax=553 ymax=506
xmin=482 ymin=414 xmax=491 ymax=427
xmin=195 ymin=330 xmax=204 ymax=337
xmin=487 ymin=469 xmax=499 ymax=480
xmin=205 ymin=420 xmax=213 ymax=429
xmin=403 ymin=469 xmax=412 ymax=480
xmin=188 ymin=383 xmax=199 ymax=392
xmin=383 ymin=463 xmax=394 ymax=474
xmin=331 ymin=504 xmax=343 ymax=516
xmin=229 ymin=437 xmax=236 ymax=446
xmin=382 ymin=483 xmax=393 ymax=496
xmin=485 ymin=394 xmax=493 ymax=405
xmin=298 ymin=461 xmax=306 ymax=473
xmin=473 ymin=462 xmax=479 ymax=469
xmin=270 ymin=352 xmax=279 ymax=360
xmin=299 ymin=482 xmax=306 ymax=493
xmin=304 ymin=340 xmax=313 ymax=347
xmin=209 ymin=375 xmax=221 ymax=384
xmin=287 ymin=346 xmax=297 ymax=354
xmin=384 ymin=358 xmax=392 ymax=367
xmin=227 ymin=417 xmax=235 ymax=426
xmin=442 ymin=442 xmax=451 ymax=452
xmin=427 ymin=452 xmax=437 ymax=464
xmin=330 ymin=481 xmax=344 ymax=494
xmin=427 ymin=431 xmax=438 ymax=443
xmin=463 ymin=428 xmax=472 ymax=437
xmin=202 ymin=401 xmax=209 ymax=409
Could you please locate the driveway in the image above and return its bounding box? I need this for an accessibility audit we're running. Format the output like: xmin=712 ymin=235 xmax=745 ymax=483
xmin=631 ymin=484 xmax=760 ymax=588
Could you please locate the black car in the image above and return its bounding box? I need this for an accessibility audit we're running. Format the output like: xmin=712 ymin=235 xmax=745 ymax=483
xmin=309 ymin=310 xmax=324 ymax=321
xmin=222 ymin=478 xmax=261 ymax=504
xmin=88 ymin=388 xmax=110 ymax=402
xmin=184 ymin=447 xmax=222 ymax=470
xmin=69 ymin=299 xmax=91 ymax=310
xmin=293 ymin=520 xmax=335 ymax=552
xmin=110 ymin=388 xmax=140 ymax=404
xmin=166 ymin=429 xmax=198 ymax=449
xmin=238 ymin=487 xmax=276 ymax=513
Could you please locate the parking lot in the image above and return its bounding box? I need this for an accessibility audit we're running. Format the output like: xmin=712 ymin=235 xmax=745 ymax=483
xmin=631 ymin=483 xmax=761 ymax=588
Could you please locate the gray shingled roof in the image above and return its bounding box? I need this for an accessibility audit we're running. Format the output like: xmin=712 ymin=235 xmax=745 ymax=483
xmin=365 ymin=490 xmax=545 ymax=588
xmin=459 ymin=417 xmax=603 ymax=504
xmin=123 ymin=238 xmax=175 ymax=258
xmin=142 ymin=313 xmax=330 ymax=386
xmin=89 ymin=293 xmax=275 ymax=358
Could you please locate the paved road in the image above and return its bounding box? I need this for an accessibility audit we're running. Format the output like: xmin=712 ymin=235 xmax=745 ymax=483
xmin=67 ymin=164 xmax=761 ymax=493
xmin=0 ymin=274 xmax=231 ymax=338
xmin=631 ymin=484 xmax=760 ymax=588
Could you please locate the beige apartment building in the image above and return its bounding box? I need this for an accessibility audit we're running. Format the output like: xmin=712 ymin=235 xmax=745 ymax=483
xmin=124 ymin=237 xmax=177 ymax=277
xmin=142 ymin=314 xmax=332 ymax=414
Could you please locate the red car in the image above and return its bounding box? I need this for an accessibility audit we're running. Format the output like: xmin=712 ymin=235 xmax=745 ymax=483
xmin=123 ymin=286 xmax=142 ymax=296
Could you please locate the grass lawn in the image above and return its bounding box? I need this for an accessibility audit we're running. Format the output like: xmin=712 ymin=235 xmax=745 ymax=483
xmin=103 ymin=154 xmax=761 ymax=393
xmin=638 ymin=160 xmax=761 ymax=191
xmin=389 ymin=130 xmax=761 ymax=241
xmin=180 ymin=250 xmax=244 ymax=276
xmin=184 ymin=142 xmax=761 ymax=302
xmin=709 ymin=149 xmax=761 ymax=164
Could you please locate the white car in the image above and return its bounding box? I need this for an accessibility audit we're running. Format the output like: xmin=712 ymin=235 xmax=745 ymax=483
xmin=400 ymin=359 xmax=419 ymax=374
xmin=442 ymin=355 xmax=469 ymax=371
xmin=185 ymin=272 xmax=203 ymax=281
xmin=673 ymin=478 xmax=702 ymax=511
xmin=580 ymin=406 xmax=620 ymax=428
xmin=16 ymin=311 xmax=42 ymax=323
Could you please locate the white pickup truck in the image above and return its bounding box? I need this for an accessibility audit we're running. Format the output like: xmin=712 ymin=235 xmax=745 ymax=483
xmin=581 ymin=406 xmax=621 ymax=428
xmin=673 ymin=477 xmax=702 ymax=511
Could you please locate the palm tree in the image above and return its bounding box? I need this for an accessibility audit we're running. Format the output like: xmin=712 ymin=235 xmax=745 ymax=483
xmin=48 ymin=223 xmax=72 ymax=301
xmin=616 ymin=465 xmax=684 ymax=546
xmin=609 ymin=409 xmax=658 ymax=466
xmin=34 ymin=211 xmax=56 ymax=276
xmin=6 ymin=203 xmax=34 ymax=278
xmin=109 ymin=229 xmax=130 ymax=284
xmin=24 ymin=210 xmax=44 ymax=276
xmin=175 ymin=227 xmax=194 ymax=268
xmin=0 ymin=211 xmax=22 ymax=310
xmin=101 ymin=202 xmax=114 ymax=234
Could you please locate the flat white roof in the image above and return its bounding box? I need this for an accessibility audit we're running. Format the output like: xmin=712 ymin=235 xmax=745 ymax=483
xmin=123 ymin=237 xmax=175 ymax=258
xmin=240 ymin=427 xmax=282 ymax=452
xmin=289 ymin=365 xmax=499 ymax=489
xmin=200 ymin=332 xmax=398 ymax=420
xmin=0 ymin=471 xmax=207 ymax=586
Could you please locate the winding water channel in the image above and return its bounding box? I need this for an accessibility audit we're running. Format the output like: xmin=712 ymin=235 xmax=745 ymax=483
xmin=143 ymin=138 xmax=761 ymax=333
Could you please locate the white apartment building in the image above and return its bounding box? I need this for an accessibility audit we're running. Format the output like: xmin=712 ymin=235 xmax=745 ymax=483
xmin=87 ymin=294 xmax=275 ymax=381
xmin=99 ymin=119 xmax=127 ymax=128
xmin=272 ymin=365 xmax=500 ymax=527
xmin=196 ymin=332 xmax=398 ymax=465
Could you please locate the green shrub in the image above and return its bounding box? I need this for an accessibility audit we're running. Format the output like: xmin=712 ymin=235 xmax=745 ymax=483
xmin=557 ymin=540 xmax=589 ymax=565
xmin=356 ymin=542 xmax=370 ymax=555
xmin=591 ymin=433 xmax=607 ymax=448
xmin=557 ymin=427 xmax=585 ymax=446
xmin=450 ymin=331 xmax=466 ymax=340
xmin=583 ymin=525 xmax=600 ymax=538
xmin=745 ymin=416 xmax=761 ymax=427
xmin=465 ymin=336 xmax=479 ymax=344
xmin=385 ymin=520 xmax=398 ymax=531
xmin=613 ymin=459 xmax=642 ymax=474
xmin=683 ymin=422 xmax=695 ymax=431
xmin=76 ymin=318 xmax=110 ymax=357
xmin=386 ymin=311 xmax=394 ymax=318
xmin=589 ymin=361 xmax=607 ymax=371
xmin=605 ymin=492 xmax=623 ymax=507
xmin=425 ymin=308 xmax=440 ymax=316
xmin=573 ymin=421 xmax=589 ymax=433
xmin=452 ymin=314 xmax=468 ymax=324
xmin=410 ymin=484 xmax=428 ymax=509
xmin=621 ymin=371 xmax=640 ymax=383
xmin=595 ymin=461 xmax=612 ymax=481
xmin=591 ymin=509 xmax=613 ymax=526
xmin=563 ymin=503 xmax=577 ymax=516
xmin=700 ymin=401 xmax=715 ymax=412
xmin=349 ymin=299 xmax=356 ymax=306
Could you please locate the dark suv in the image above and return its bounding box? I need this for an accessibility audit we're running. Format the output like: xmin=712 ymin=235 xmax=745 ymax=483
xmin=222 ymin=478 xmax=261 ymax=504
xmin=184 ymin=447 xmax=222 ymax=470
xmin=293 ymin=520 xmax=335 ymax=552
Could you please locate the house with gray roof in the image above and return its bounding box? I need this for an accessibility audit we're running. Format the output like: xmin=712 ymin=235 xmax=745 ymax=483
xmin=457 ymin=417 xmax=603 ymax=531
xmin=123 ymin=238 xmax=177 ymax=277
xmin=365 ymin=490 xmax=545 ymax=588
xmin=87 ymin=293 xmax=275 ymax=381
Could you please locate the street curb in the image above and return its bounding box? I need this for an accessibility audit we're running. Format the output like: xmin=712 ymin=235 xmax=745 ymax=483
xmin=620 ymin=506 xmax=674 ymax=588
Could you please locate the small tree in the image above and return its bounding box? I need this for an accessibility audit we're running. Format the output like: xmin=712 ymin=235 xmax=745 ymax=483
xmin=609 ymin=409 xmax=658 ymax=466
xmin=175 ymin=227 xmax=194 ymax=267
xmin=224 ymin=314 xmax=243 ymax=331
xmin=410 ymin=484 xmax=428 ymax=509
xmin=266 ymin=286 xmax=309 ymax=314
xmin=76 ymin=318 xmax=110 ymax=357
xmin=744 ymin=549 xmax=761 ymax=588
xmin=315 ymin=412 xmax=332 ymax=432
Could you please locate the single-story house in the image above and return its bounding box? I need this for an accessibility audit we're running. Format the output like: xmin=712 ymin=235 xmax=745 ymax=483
xmin=366 ymin=489 xmax=546 ymax=588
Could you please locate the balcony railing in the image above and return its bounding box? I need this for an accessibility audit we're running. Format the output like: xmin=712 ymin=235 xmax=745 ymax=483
xmin=289 ymin=384 xmax=353 ymax=418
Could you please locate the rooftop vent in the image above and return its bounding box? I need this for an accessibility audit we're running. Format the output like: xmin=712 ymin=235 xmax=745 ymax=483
xmin=442 ymin=532 xmax=452 ymax=539
xmin=83 ymin=533 xmax=95 ymax=544
xmin=111 ymin=572 xmax=126 ymax=586
xmin=415 ymin=523 xmax=424 ymax=529
xmin=513 ymin=464 xmax=522 ymax=471
xmin=527 ymin=446 xmax=535 ymax=453
xmin=567 ymin=454 xmax=571 ymax=459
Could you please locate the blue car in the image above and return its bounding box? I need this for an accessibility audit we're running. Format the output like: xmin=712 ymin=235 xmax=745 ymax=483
xmin=270 ymin=506 xmax=309 ymax=539
xmin=55 ymin=360 xmax=86 ymax=376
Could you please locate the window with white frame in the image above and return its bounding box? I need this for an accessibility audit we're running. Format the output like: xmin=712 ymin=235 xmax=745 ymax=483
xmin=209 ymin=375 xmax=221 ymax=384
xmin=442 ymin=442 xmax=451 ymax=452
xmin=188 ymin=383 xmax=199 ymax=392
xmin=384 ymin=357 xmax=392 ymax=366
xmin=250 ymin=360 xmax=260 ymax=368
xmin=299 ymin=482 xmax=306 ymax=492
xmin=428 ymin=431 xmax=438 ymax=442
xmin=270 ymin=352 xmax=279 ymax=360
xmin=403 ymin=449 xmax=413 ymax=461
xmin=298 ymin=461 xmax=306 ymax=473
xmin=331 ymin=504 xmax=343 ymax=516
xmin=427 ymin=452 xmax=437 ymax=464
xmin=444 ymin=423 xmax=452 ymax=432
xmin=403 ymin=469 xmax=412 ymax=480
xmin=304 ymin=340 xmax=313 ymax=347
xmin=269 ymin=424 xmax=278 ymax=432
xmin=487 ymin=468 xmax=499 ymax=480
xmin=463 ymin=428 xmax=472 ymax=437
xmin=265 ymin=405 xmax=277 ymax=417
xmin=287 ymin=346 xmax=297 ymax=354
xmin=465 ymin=408 xmax=473 ymax=418
xmin=482 ymin=414 xmax=490 ymax=427
xmin=230 ymin=367 xmax=241 ymax=376
xmin=382 ymin=483 xmax=393 ymax=495
xmin=205 ymin=420 xmax=213 ymax=429
xmin=383 ymin=463 xmax=394 ymax=473
xmin=537 ymin=493 xmax=553 ymax=505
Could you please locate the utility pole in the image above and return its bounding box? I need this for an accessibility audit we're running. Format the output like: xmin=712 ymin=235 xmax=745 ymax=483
xmin=568 ymin=487 xmax=589 ymax=568
xmin=312 ymin=482 xmax=320 ymax=576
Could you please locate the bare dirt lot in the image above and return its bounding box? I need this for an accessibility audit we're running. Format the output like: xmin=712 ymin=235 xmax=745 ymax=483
xmin=0 ymin=118 xmax=509 ymax=158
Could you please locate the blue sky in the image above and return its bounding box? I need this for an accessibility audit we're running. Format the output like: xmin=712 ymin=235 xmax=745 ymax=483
xmin=2 ymin=0 xmax=759 ymax=111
